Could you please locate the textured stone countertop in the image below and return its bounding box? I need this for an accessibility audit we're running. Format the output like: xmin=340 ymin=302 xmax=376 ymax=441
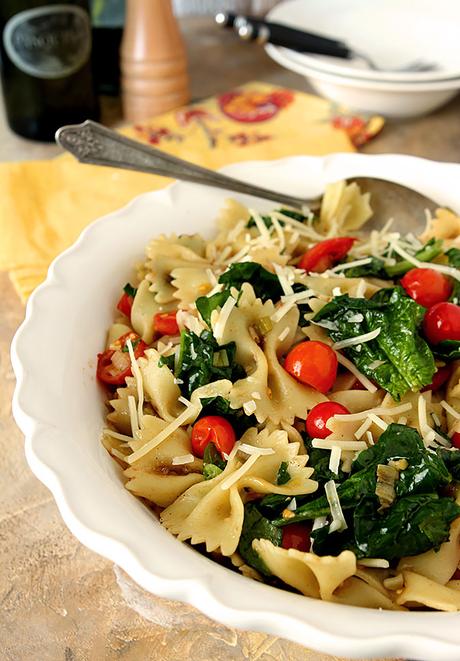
xmin=2 ymin=15 xmax=460 ymax=661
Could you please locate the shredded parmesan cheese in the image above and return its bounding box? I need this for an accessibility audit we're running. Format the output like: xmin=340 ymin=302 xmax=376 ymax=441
xmin=127 ymin=402 xmax=201 ymax=464
xmin=312 ymin=439 xmax=367 ymax=451
xmin=368 ymin=413 xmax=388 ymax=431
xmin=220 ymin=454 xmax=259 ymax=490
xmin=331 ymin=257 xmax=373 ymax=273
xmin=111 ymin=448 xmax=128 ymax=462
xmin=334 ymin=402 xmax=412 ymax=422
xmin=329 ymin=445 xmax=342 ymax=475
xmin=358 ymin=558 xmax=390 ymax=569
xmin=273 ymin=263 xmax=294 ymax=296
xmin=354 ymin=417 xmax=373 ymax=440
xmin=325 ymin=480 xmax=347 ymax=533
xmin=286 ymin=497 xmax=297 ymax=511
xmin=103 ymin=428 xmax=134 ymax=443
xmin=441 ymin=400 xmax=460 ymax=420
xmin=333 ymin=327 xmax=381 ymax=351
xmin=390 ymin=240 xmax=460 ymax=283
xmin=127 ymin=395 xmax=139 ymax=436
xmin=243 ymin=400 xmax=257 ymax=415
xmin=126 ymin=339 xmax=144 ymax=429
xmin=336 ymin=353 xmax=378 ymax=392
xmin=172 ymin=454 xmax=194 ymax=466
xmin=212 ymin=295 xmax=236 ymax=342
xmin=238 ymin=443 xmax=275 ymax=456
xmin=278 ymin=327 xmax=290 ymax=342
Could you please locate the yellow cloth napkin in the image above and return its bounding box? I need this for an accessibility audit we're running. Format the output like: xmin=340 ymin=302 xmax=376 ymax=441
xmin=0 ymin=82 xmax=383 ymax=301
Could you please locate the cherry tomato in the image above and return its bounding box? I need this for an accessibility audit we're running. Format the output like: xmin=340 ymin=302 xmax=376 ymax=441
xmin=191 ymin=416 xmax=236 ymax=459
xmin=421 ymin=364 xmax=452 ymax=393
xmin=423 ymin=302 xmax=460 ymax=345
xmin=401 ymin=268 xmax=452 ymax=308
xmin=298 ymin=237 xmax=355 ymax=273
xmin=306 ymin=401 xmax=350 ymax=439
xmin=451 ymin=432 xmax=460 ymax=450
xmin=117 ymin=292 xmax=134 ymax=318
xmin=284 ymin=341 xmax=338 ymax=393
xmin=154 ymin=311 xmax=179 ymax=336
xmin=96 ymin=332 xmax=147 ymax=385
xmin=281 ymin=522 xmax=311 ymax=552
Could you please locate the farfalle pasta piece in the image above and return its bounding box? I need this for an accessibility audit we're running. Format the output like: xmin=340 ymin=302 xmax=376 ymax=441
xmin=146 ymin=235 xmax=211 ymax=304
xmin=131 ymin=278 xmax=167 ymax=344
xmin=420 ymin=208 xmax=460 ymax=247
xmin=138 ymin=348 xmax=183 ymax=421
xmin=397 ymin=517 xmax=460 ymax=585
xmin=206 ymin=199 xmax=251 ymax=255
xmin=253 ymin=539 xmax=356 ymax=601
xmin=106 ymin=322 xmax=132 ymax=348
xmin=171 ymin=266 xmax=214 ymax=306
xmin=161 ymin=428 xmax=317 ymax=556
xmin=333 ymin=576 xmax=400 ymax=610
xmin=318 ymin=181 xmax=372 ymax=234
xmin=107 ymin=376 xmax=138 ymax=435
xmin=221 ymin=284 xmax=325 ymax=423
xmin=396 ymin=571 xmax=460 ymax=611
xmin=124 ymin=414 xmax=203 ymax=508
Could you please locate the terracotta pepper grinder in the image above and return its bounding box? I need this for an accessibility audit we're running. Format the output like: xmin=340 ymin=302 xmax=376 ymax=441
xmin=121 ymin=0 xmax=190 ymax=121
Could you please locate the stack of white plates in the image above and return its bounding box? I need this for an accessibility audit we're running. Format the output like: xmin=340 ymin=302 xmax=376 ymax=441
xmin=265 ymin=0 xmax=460 ymax=118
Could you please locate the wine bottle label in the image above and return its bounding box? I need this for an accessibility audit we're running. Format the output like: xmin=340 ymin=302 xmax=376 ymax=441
xmin=3 ymin=4 xmax=91 ymax=80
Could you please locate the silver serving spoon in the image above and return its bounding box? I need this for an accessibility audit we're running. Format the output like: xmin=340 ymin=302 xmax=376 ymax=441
xmin=56 ymin=120 xmax=439 ymax=232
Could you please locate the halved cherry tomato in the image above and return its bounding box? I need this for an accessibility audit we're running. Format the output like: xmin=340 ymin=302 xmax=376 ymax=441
xmin=421 ymin=364 xmax=452 ymax=393
xmin=298 ymin=237 xmax=355 ymax=273
xmin=451 ymin=432 xmax=460 ymax=450
xmin=452 ymin=568 xmax=460 ymax=580
xmin=423 ymin=302 xmax=460 ymax=345
xmin=284 ymin=341 xmax=338 ymax=393
xmin=96 ymin=331 xmax=147 ymax=385
xmin=306 ymin=401 xmax=350 ymax=439
xmin=401 ymin=268 xmax=452 ymax=308
xmin=154 ymin=311 xmax=179 ymax=336
xmin=191 ymin=415 xmax=236 ymax=459
xmin=282 ymin=522 xmax=311 ymax=552
xmin=117 ymin=292 xmax=134 ymax=318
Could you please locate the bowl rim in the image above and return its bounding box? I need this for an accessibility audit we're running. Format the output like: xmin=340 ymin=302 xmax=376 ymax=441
xmin=267 ymin=0 xmax=460 ymax=84
xmin=266 ymin=44 xmax=460 ymax=93
xmin=11 ymin=153 xmax=460 ymax=660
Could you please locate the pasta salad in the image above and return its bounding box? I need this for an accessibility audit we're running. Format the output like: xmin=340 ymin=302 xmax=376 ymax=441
xmin=98 ymin=181 xmax=460 ymax=611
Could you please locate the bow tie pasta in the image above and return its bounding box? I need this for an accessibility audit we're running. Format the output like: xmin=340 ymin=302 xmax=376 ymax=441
xmin=98 ymin=182 xmax=460 ymax=612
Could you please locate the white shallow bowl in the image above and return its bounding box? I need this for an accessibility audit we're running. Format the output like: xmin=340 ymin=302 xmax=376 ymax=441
xmin=12 ymin=154 xmax=460 ymax=660
xmin=266 ymin=43 xmax=460 ymax=118
xmin=267 ymin=0 xmax=460 ymax=83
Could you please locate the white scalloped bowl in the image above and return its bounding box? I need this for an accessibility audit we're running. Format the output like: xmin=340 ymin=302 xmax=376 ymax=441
xmin=12 ymin=154 xmax=460 ymax=660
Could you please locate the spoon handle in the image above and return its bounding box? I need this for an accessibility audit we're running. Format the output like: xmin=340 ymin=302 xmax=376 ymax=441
xmin=55 ymin=120 xmax=312 ymax=209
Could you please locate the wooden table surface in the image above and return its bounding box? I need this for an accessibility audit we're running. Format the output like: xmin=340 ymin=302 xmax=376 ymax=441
xmin=2 ymin=16 xmax=460 ymax=661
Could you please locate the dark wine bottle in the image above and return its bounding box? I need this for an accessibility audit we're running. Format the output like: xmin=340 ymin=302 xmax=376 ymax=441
xmin=0 ymin=0 xmax=99 ymax=142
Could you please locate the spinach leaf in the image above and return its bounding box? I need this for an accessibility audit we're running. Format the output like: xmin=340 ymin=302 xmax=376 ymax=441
xmin=196 ymin=289 xmax=231 ymax=327
xmin=202 ymin=442 xmax=225 ymax=480
xmin=218 ymin=262 xmax=283 ymax=303
xmin=432 ymin=339 xmax=460 ymax=361
xmin=199 ymin=395 xmax=256 ymax=437
xmin=445 ymin=248 xmax=460 ymax=305
xmin=384 ymin=238 xmax=443 ymax=278
xmin=313 ymin=287 xmax=435 ymax=400
xmin=353 ymin=494 xmax=460 ymax=560
xmin=292 ymin=283 xmax=312 ymax=327
xmin=274 ymin=424 xmax=451 ymax=527
xmin=238 ymin=503 xmax=283 ymax=576
xmin=446 ymin=247 xmax=460 ymax=268
xmin=158 ymin=353 xmax=175 ymax=370
xmin=276 ymin=462 xmax=291 ymax=486
xmin=343 ymin=256 xmax=388 ymax=279
xmin=436 ymin=447 xmax=460 ymax=481
xmin=303 ymin=435 xmax=347 ymax=485
xmin=123 ymin=282 xmax=137 ymax=298
xmin=175 ymin=330 xmax=245 ymax=398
